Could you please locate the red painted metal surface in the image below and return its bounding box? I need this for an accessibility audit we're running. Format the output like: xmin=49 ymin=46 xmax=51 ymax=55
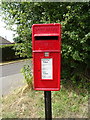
xmin=32 ymin=23 xmax=61 ymax=91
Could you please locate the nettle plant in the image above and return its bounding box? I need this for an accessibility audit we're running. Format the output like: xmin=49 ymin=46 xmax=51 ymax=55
xmin=21 ymin=65 xmax=33 ymax=88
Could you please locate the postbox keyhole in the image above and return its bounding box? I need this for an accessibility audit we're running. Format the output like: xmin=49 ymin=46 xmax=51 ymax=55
xmin=44 ymin=52 xmax=49 ymax=57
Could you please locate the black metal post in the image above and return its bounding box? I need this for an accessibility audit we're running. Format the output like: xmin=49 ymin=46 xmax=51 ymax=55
xmin=44 ymin=91 xmax=52 ymax=120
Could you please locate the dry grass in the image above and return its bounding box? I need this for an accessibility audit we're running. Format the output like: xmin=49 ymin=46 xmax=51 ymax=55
xmin=1 ymin=83 xmax=89 ymax=119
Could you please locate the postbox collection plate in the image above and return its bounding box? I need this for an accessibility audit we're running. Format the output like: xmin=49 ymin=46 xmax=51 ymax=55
xmin=41 ymin=58 xmax=53 ymax=80
xmin=32 ymin=23 xmax=61 ymax=91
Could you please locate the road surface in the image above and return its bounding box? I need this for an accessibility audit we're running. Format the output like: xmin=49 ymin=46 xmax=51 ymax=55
xmin=0 ymin=59 xmax=32 ymax=96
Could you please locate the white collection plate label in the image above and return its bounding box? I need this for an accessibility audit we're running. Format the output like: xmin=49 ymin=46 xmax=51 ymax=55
xmin=41 ymin=58 xmax=53 ymax=79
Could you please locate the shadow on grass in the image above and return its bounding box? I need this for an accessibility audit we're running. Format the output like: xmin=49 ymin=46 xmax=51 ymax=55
xmin=61 ymin=78 xmax=89 ymax=97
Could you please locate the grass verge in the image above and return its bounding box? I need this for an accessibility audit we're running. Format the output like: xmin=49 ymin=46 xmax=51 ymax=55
xmin=1 ymin=82 xmax=89 ymax=118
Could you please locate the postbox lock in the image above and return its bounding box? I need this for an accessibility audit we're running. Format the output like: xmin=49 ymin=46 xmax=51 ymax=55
xmin=44 ymin=52 xmax=49 ymax=57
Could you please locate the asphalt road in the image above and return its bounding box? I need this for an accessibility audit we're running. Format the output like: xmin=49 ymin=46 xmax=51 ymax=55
xmin=0 ymin=59 xmax=32 ymax=96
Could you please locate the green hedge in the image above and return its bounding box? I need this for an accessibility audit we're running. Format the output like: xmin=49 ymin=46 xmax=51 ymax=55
xmin=0 ymin=44 xmax=20 ymax=62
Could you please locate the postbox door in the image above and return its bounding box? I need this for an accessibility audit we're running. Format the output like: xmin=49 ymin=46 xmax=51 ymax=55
xmin=33 ymin=52 xmax=60 ymax=91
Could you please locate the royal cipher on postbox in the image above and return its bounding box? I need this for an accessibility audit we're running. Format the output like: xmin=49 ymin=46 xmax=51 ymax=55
xmin=32 ymin=23 xmax=61 ymax=91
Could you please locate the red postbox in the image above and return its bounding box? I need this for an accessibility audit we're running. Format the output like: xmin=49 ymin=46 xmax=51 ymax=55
xmin=32 ymin=23 xmax=61 ymax=91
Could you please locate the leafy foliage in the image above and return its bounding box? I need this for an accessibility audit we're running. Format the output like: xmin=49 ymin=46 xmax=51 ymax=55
xmin=1 ymin=2 xmax=90 ymax=86
xmin=21 ymin=65 xmax=33 ymax=88
xmin=0 ymin=44 xmax=15 ymax=48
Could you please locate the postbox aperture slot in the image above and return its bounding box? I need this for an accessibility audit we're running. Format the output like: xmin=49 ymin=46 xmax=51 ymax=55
xmin=35 ymin=36 xmax=58 ymax=40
